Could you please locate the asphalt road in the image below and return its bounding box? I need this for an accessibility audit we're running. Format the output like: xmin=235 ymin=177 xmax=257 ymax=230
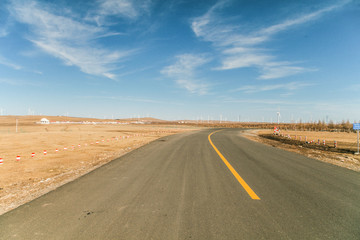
xmin=0 ymin=129 xmax=359 ymax=239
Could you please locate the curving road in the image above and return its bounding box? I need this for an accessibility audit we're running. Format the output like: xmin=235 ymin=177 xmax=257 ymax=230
xmin=0 ymin=129 xmax=359 ymax=239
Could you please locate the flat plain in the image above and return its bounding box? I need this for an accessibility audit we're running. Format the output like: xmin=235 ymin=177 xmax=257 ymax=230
xmin=2 ymin=116 xmax=360 ymax=216
xmin=0 ymin=116 xmax=197 ymax=214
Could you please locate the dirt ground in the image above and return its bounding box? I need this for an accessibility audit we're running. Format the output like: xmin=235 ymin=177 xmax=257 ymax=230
xmin=0 ymin=116 xmax=198 ymax=215
xmin=242 ymin=129 xmax=360 ymax=172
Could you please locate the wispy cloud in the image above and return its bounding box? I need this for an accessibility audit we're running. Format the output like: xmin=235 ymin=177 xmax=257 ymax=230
xmin=78 ymin=95 xmax=183 ymax=105
xmin=0 ymin=15 xmax=11 ymax=38
xmin=0 ymin=27 xmax=8 ymax=38
xmin=232 ymin=82 xmax=314 ymax=93
xmin=259 ymin=64 xmax=317 ymax=80
xmin=222 ymin=98 xmax=295 ymax=105
xmin=192 ymin=0 xmax=349 ymax=79
xmin=0 ymin=54 xmax=46 ymax=74
xmin=161 ymin=54 xmax=211 ymax=95
xmin=87 ymin=0 xmax=151 ymax=26
xmin=218 ymin=47 xmax=271 ymax=70
xmin=98 ymin=0 xmax=139 ymax=19
xmin=8 ymin=0 xmax=137 ymax=80
xmin=0 ymin=77 xmax=40 ymax=86
xmin=0 ymin=55 xmax=22 ymax=70
xmin=258 ymin=3 xmax=349 ymax=37
xmin=222 ymin=98 xmax=318 ymax=106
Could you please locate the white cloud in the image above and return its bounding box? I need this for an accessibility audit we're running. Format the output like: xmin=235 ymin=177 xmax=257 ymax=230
xmin=161 ymin=54 xmax=209 ymax=76
xmin=258 ymin=3 xmax=348 ymax=36
xmin=161 ymin=54 xmax=211 ymax=95
xmin=0 ymin=55 xmax=22 ymax=70
xmin=9 ymin=0 xmax=135 ymax=80
xmin=191 ymin=0 xmax=229 ymax=38
xmin=0 ymin=77 xmax=39 ymax=86
xmin=78 ymin=95 xmax=183 ymax=106
xmin=87 ymin=0 xmax=151 ymax=26
xmin=0 ymin=14 xmax=11 ymax=38
xmin=0 ymin=27 xmax=8 ymax=38
xmin=191 ymin=1 xmax=349 ymax=79
xmin=223 ymin=98 xmax=291 ymax=105
xmin=259 ymin=65 xmax=317 ymax=80
xmin=174 ymin=79 xmax=209 ymax=95
xmin=98 ymin=0 xmax=138 ymax=19
xmin=219 ymin=51 xmax=271 ymax=70
xmin=232 ymin=82 xmax=314 ymax=93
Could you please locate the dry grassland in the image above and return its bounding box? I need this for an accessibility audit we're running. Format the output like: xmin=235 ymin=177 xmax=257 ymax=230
xmin=244 ymin=129 xmax=360 ymax=172
xmin=0 ymin=116 xmax=198 ymax=215
xmin=272 ymin=129 xmax=359 ymax=150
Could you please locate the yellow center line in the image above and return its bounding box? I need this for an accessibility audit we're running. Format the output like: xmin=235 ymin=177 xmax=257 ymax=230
xmin=208 ymin=130 xmax=260 ymax=200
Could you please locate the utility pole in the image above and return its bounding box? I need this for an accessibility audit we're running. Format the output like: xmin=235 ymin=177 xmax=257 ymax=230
xmin=354 ymin=123 xmax=360 ymax=155
xmin=357 ymin=129 xmax=359 ymax=155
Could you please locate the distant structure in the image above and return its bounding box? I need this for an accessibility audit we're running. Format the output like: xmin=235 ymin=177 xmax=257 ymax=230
xmin=277 ymin=111 xmax=281 ymax=124
xmin=40 ymin=118 xmax=50 ymax=124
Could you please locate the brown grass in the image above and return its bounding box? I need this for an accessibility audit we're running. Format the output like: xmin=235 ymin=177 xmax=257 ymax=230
xmin=0 ymin=116 xmax=198 ymax=215
xmin=243 ymin=129 xmax=360 ymax=172
xmin=260 ymin=129 xmax=359 ymax=152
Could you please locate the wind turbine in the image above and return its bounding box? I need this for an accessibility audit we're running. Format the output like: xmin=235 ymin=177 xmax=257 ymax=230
xmin=277 ymin=111 xmax=281 ymax=124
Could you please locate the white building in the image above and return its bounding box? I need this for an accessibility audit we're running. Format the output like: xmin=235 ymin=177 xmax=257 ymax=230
xmin=40 ymin=118 xmax=50 ymax=124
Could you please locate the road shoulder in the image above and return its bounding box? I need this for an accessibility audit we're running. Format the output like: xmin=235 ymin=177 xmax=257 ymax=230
xmin=241 ymin=129 xmax=360 ymax=172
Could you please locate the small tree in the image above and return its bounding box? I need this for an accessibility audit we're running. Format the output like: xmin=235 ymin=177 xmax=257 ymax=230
xmin=341 ymin=120 xmax=352 ymax=132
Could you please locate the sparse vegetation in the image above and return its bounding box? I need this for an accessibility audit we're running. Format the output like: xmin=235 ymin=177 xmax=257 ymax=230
xmin=0 ymin=116 xmax=197 ymax=215
xmin=183 ymin=120 xmax=358 ymax=132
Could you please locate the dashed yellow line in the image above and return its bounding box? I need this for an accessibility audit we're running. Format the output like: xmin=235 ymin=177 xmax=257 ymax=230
xmin=208 ymin=130 xmax=260 ymax=200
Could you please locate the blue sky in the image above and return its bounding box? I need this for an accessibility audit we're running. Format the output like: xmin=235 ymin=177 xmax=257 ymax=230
xmin=0 ymin=0 xmax=359 ymax=122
